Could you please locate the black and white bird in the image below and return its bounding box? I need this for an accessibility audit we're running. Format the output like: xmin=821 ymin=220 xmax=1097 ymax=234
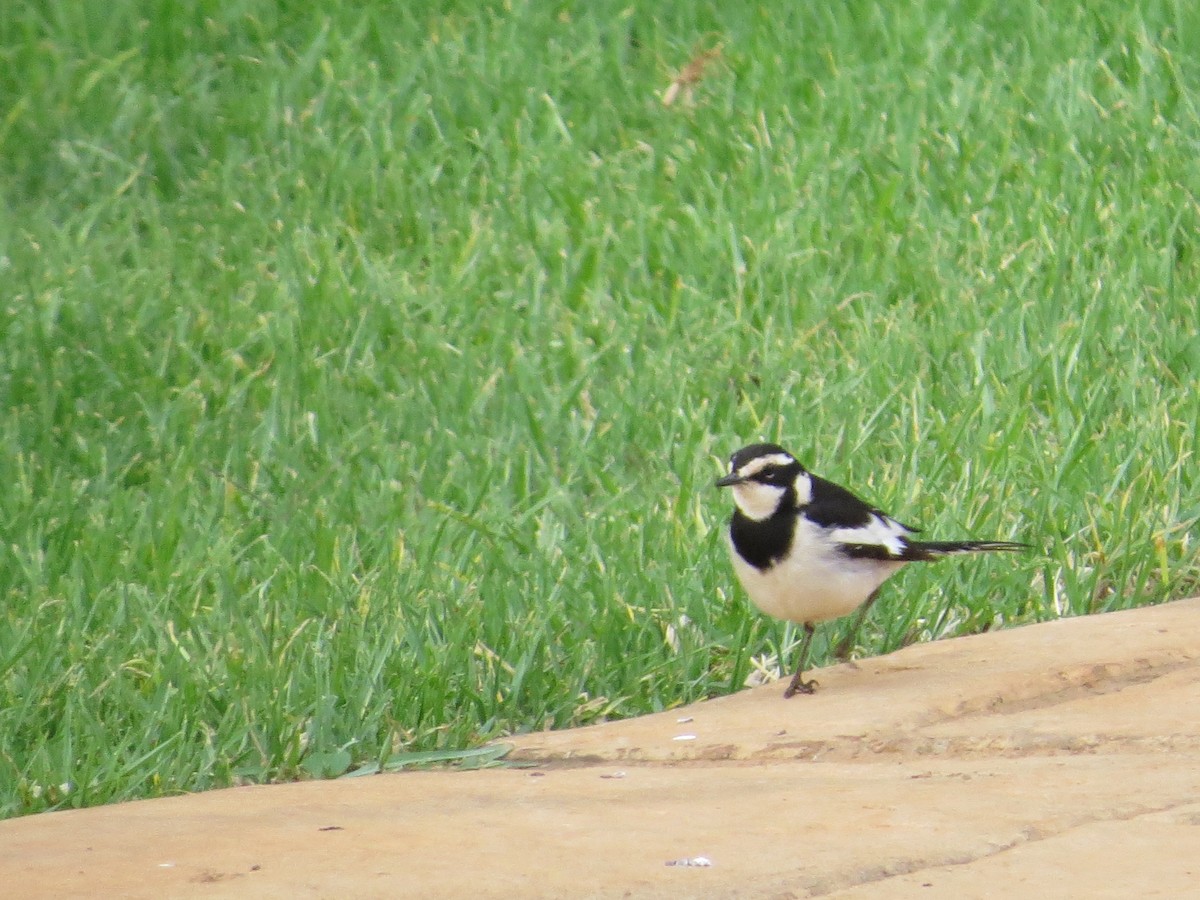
xmin=716 ymin=443 xmax=1027 ymax=697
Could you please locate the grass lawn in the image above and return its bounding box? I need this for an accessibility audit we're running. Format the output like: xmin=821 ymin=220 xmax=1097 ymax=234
xmin=2 ymin=0 xmax=1198 ymax=817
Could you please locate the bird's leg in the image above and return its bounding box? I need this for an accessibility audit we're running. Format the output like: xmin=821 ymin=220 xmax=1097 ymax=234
xmin=783 ymin=622 xmax=818 ymax=698
xmin=832 ymin=587 xmax=882 ymax=660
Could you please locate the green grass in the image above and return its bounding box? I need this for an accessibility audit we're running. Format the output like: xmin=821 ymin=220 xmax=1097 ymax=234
xmin=2 ymin=0 xmax=1198 ymax=817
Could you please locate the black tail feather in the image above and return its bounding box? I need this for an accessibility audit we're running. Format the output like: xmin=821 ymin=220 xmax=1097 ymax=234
xmin=910 ymin=540 xmax=1030 ymax=558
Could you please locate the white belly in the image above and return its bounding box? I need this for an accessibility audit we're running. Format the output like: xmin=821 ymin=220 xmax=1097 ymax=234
xmin=726 ymin=522 xmax=905 ymax=624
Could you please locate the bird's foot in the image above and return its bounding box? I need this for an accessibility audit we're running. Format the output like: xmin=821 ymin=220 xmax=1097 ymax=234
xmin=783 ymin=675 xmax=818 ymax=698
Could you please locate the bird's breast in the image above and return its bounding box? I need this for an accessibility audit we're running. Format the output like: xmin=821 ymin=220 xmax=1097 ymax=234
xmin=726 ymin=520 xmax=905 ymax=624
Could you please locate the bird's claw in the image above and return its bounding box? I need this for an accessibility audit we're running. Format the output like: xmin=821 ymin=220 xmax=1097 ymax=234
xmin=783 ymin=677 xmax=818 ymax=698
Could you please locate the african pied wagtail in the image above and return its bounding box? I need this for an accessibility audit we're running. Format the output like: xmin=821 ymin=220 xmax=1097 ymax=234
xmin=716 ymin=443 xmax=1027 ymax=697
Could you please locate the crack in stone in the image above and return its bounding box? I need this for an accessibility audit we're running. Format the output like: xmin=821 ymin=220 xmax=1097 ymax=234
xmin=796 ymin=797 xmax=1199 ymax=897
xmin=754 ymin=731 xmax=1200 ymax=763
xmin=910 ymin=653 xmax=1199 ymax=729
xmin=508 ymin=649 xmax=1200 ymax=768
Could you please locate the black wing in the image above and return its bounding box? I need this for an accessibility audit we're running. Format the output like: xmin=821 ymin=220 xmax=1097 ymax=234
xmin=802 ymin=474 xmax=919 ymax=532
xmin=803 ymin=474 xmax=925 ymax=561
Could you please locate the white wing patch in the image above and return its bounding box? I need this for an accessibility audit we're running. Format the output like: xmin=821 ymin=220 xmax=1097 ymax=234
xmin=830 ymin=514 xmax=912 ymax=558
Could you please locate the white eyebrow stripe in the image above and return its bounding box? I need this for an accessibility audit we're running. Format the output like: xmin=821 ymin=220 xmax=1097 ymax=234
xmin=736 ymin=453 xmax=795 ymax=478
xmin=830 ymin=515 xmax=909 ymax=556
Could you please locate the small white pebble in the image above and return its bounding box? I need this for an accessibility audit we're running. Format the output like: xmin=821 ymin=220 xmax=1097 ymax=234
xmin=676 ymin=716 xmax=694 ymax=724
xmin=665 ymin=856 xmax=713 ymax=867
xmin=672 ymin=734 xmax=697 ymax=741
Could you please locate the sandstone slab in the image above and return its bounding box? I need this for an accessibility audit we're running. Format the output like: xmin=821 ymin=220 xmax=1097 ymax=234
xmin=3 ymin=599 xmax=1198 ymax=898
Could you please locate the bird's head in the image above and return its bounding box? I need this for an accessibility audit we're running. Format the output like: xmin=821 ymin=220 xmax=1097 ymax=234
xmin=716 ymin=443 xmax=809 ymax=521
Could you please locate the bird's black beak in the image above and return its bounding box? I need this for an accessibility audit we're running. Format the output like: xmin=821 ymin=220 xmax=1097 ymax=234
xmin=715 ymin=473 xmax=744 ymax=488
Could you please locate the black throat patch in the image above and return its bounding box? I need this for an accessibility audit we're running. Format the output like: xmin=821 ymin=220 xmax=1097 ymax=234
xmin=729 ymin=503 xmax=796 ymax=571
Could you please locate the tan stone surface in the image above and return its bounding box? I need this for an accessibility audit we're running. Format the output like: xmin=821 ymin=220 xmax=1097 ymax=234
xmin=3 ymin=599 xmax=1199 ymax=898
